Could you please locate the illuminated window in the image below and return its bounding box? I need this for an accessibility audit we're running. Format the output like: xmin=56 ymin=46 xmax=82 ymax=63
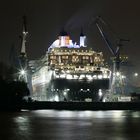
xmin=62 ymin=56 xmax=68 ymax=59
xmin=50 ymin=56 xmax=56 ymax=59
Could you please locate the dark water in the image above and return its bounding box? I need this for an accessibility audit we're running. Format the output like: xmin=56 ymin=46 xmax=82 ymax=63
xmin=1 ymin=110 xmax=140 ymax=140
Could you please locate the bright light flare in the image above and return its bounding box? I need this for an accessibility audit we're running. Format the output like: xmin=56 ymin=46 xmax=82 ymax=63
xmin=116 ymin=72 xmax=120 ymax=76
xmin=87 ymin=89 xmax=90 ymax=91
xmin=122 ymin=75 xmax=126 ymax=79
xmin=54 ymin=95 xmax=59 ymax=102
xmin=134 ymin=73 xmax=138 ymax=77
xmin=20 ymin=69 xmax=26 ymax=75
xmin=98 ymin=89 xmax=102 ymax=97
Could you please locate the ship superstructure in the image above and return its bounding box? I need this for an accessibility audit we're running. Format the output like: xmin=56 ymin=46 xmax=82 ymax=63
xmin=30 ymin=30 xmax=111 ymax=101
xmin=49 ymin=47 xmax=110 ymax=80
xmin=48 ymin=30 xmax=110 ymax=81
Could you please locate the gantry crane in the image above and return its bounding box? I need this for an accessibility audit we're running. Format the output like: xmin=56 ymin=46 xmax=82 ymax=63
xmin=94 ymin=16 xmax=129 ymax=94
xmin=18 ymin=16 xmax=28 ymax=82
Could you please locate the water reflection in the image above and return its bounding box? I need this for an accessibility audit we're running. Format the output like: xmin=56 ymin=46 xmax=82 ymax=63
xmin=0 ymin=110 xmax=140 ymax=140
xmin=12 ymin=114 xmax=32 ymax=139
xmin=32 ymin=110 xmax=125 ymax=119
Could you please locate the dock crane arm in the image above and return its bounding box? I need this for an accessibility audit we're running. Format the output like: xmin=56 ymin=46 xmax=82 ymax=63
xmin=96 ymin=22 xmax=116 ymax=56
xmin=95 ymin=16 xmax=129 ymax=71
xmin=94 ymin=16 xmax=130 ymax=94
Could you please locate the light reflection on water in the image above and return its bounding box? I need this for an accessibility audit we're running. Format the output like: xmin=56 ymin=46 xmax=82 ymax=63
xmin=1 ymin=110 xmax=140 ymax=140
xmin=32 ymin=110 xmax=124 ymax=118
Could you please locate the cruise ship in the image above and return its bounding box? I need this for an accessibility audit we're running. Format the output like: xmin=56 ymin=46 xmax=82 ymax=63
xmin=30 ymin=30 xmax=111 ymax=101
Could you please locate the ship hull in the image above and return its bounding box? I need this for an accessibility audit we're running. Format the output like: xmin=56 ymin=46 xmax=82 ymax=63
xmin=47 ymin=78 xmax=110 ymax=102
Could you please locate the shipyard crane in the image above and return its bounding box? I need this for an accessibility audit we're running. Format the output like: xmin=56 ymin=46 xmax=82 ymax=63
xmin=18 ymin=16 xmax=29 ymax=82
xmin=94 ymin=16 xmax=129 ymax=94
xmin=17 ymin=16 xmax=33 ymax=95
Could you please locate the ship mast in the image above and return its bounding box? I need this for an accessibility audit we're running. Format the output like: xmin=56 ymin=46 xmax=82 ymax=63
xmin=18 ymin=16 xmax=28 ymax=82
xmin=20 ymin=16 xmax=28 ymax=57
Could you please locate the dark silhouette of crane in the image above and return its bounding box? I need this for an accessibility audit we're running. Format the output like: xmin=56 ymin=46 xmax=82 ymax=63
xmin=94 ymin=16 xmax=129 ymax=94
xmin=95 ymin=16 xmax=129 ymax=71
xmin=18 ymin=16 xmax=28 ymax=82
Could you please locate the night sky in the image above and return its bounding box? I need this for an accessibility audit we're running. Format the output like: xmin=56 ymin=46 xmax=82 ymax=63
xmin=0 ymin=0 xmax=140 ymax=85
